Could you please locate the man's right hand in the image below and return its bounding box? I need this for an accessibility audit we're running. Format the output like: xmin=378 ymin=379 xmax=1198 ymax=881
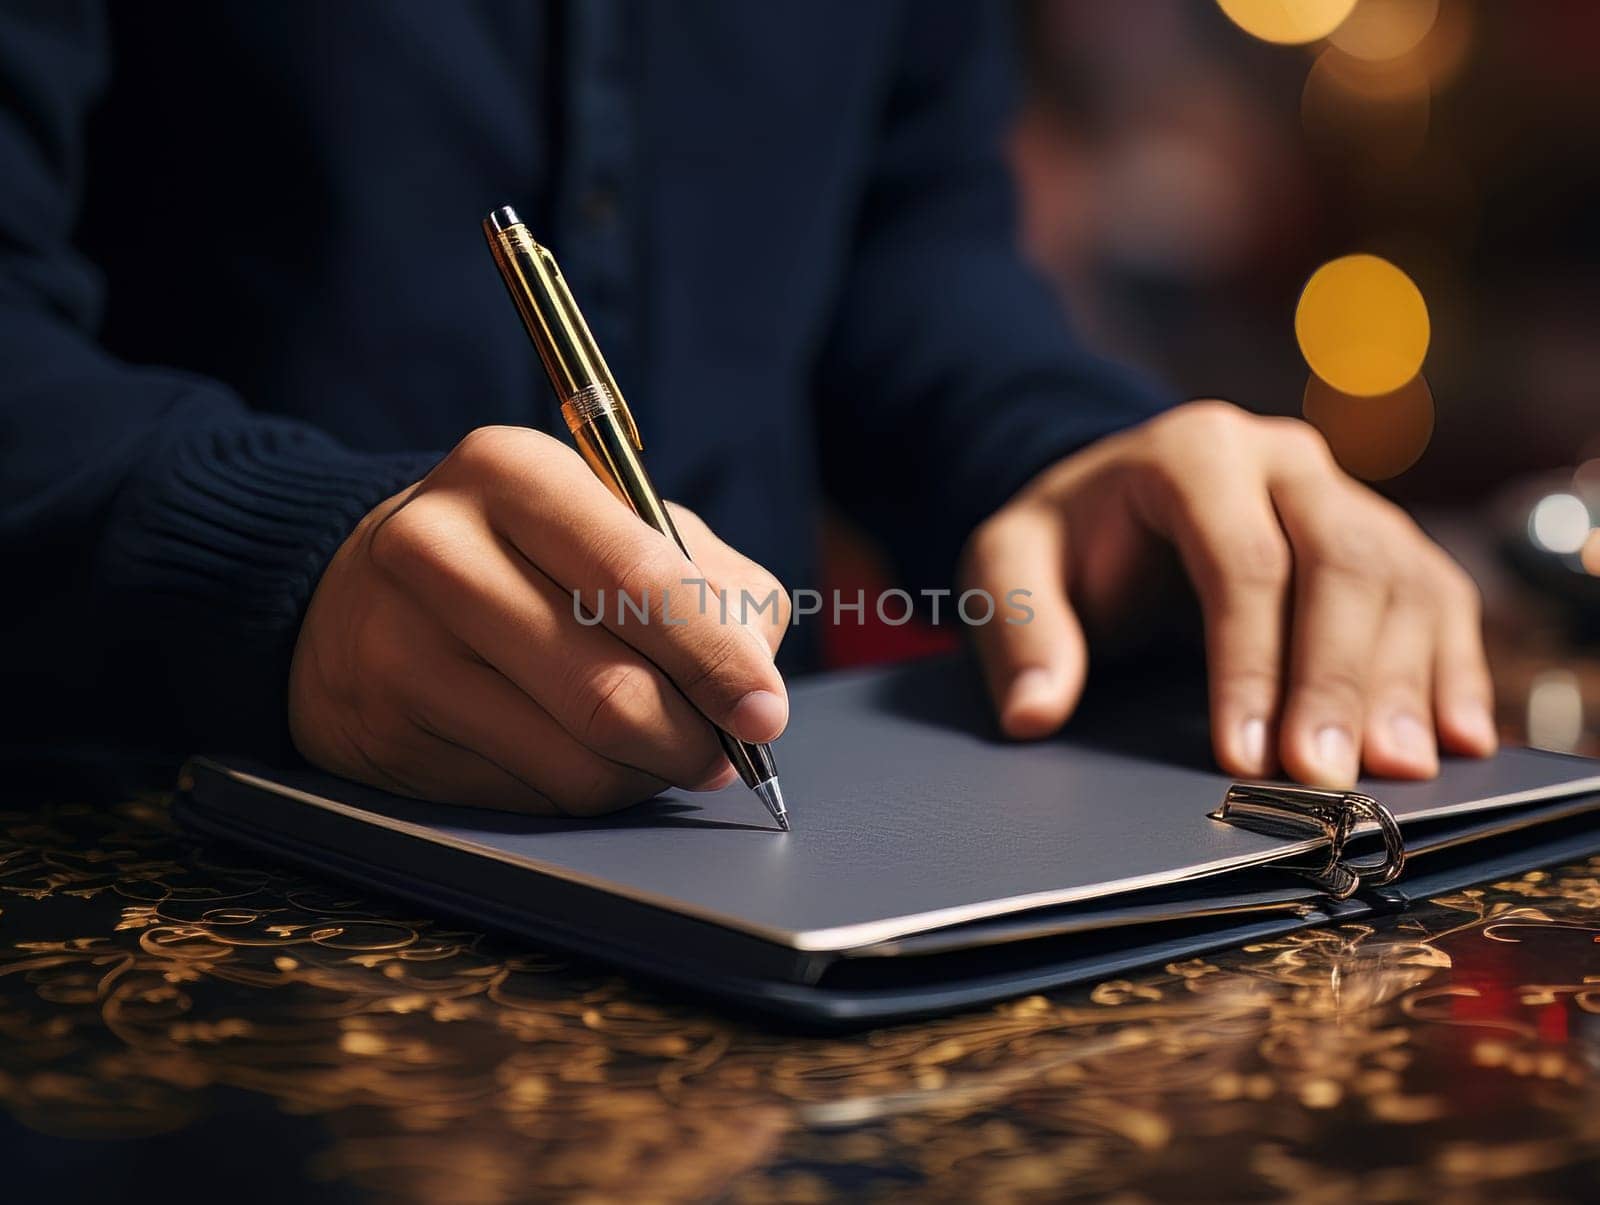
xmin=288 ymin=427 xmax=791 ymax=815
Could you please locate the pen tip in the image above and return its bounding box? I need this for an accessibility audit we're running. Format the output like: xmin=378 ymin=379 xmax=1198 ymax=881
xmin=755 ymin=778 xmax=789 ymax=831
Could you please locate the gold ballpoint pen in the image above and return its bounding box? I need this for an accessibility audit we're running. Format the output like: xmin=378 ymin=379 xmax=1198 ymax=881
xmin=483 ymin=205 xmax=789 ymax=830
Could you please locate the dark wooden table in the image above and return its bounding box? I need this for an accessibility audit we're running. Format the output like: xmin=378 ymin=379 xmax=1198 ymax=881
xmin=2 ymin=546 xmax=1596 ymax=1202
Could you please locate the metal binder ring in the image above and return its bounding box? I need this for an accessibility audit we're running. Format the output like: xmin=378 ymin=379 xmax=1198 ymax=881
xmin=1209 ymin=784 xmax=1407 ymax=900
xmin=1337 ymin=792 xmax=1407 ymax=889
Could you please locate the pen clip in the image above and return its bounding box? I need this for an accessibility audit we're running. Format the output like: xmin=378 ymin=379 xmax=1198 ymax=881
xmin=616 ymin=396 xmax=644 ymax=451
xmin=1209 ymin=782 xmax=1406 ymax=900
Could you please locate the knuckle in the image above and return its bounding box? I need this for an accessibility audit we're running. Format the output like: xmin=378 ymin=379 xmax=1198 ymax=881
xmin=1217 ymin=529 xmax=1293 ymax=595
xmin=1303 ymin=516 xmax=1384 ymax=582
xmin=1214 ymin=664 xmax=1281 ymax=708
xmin=1295 ymin=664 xmax=1368 ymax=715
xmin=1238 ymin=531 xmax=1294 ymax=590
xmin=1375 ymin=661 xmax=1431 ymax=696
xmin=1273 ymin=417 xmax=1335 ymax=466
xmin=367 ymin=499 xmax=466 ymax=580
xmin=448 ymin=425 xmax=525 ymax=476
xmin=674 ymin=620 xmax=752 ymax=698
xmin=1171 ymin=398 xmax=1248 ymax=437
xmin=602 ymin=538 xmax=682 ymax=604
xmin=1150 ymin=400 xmax=1251 ymax=461
xmin=576 ymin=663 xmax=660 ymax=759
xmin=1132 ymin=410 xmax=1254 ymax=502
xmin=364 ymin=508 xmax=417 ymax=576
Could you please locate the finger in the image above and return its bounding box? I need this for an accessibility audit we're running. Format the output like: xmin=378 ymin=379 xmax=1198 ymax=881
xmin=667 ymin=502 xmax=791 ymax=656
xmin=366 ymin=499 xmax=729 ymax=788
xmin=961 ymin=504 xmax=1087 ymax=739
xmin=453 ymin=432 xmax=787 ymax=743
xmin=1131 ymin=466 xmax=1290 ymax=779
xmin=1272 ymin=480 xmax=1390 ymax=789
xmin=412 ymin=651 xmax=694 ymax=816
xmin=1432 ymin=562 xmax=1498 ymax=757
xmin=1361 ymin=594 xmax=1440 ymax=779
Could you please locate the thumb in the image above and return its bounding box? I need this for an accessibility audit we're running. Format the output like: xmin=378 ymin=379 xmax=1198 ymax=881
xmin=960 ymin=505 xmax=1087 ymax=739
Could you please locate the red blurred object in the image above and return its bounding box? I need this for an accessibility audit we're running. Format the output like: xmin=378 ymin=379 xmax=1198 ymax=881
xmin=819 ymin=516 xmax=960 ymax=670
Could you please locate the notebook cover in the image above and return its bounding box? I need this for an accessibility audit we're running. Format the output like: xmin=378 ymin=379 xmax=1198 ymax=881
xmin=176 ymin=774 xmax=1600 ymax=1026
xmin=173 ymin=775 xmax=1352 ymax=1026
xmin=186 ymin=657 xmax=1600 ymax=954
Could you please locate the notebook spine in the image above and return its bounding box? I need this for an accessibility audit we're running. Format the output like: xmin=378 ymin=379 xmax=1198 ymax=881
xmin=1209 ymin=783 xmax=1407 ymax=900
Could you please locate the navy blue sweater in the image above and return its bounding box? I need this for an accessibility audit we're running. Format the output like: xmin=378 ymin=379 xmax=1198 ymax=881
xmin=0 ymin=1 xmax=1169 ymax=757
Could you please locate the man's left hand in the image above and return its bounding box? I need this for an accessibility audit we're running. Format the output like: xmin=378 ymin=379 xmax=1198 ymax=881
xmin=958 ymin=400 xmax=1496 ymax=788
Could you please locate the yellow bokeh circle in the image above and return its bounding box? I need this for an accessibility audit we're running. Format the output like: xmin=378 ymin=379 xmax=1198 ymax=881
xmin=1302 ymin=372 xmax=1434 ymax=481
xmin=1295 ymin=254 xmax=1430 ymax=397
xmin=1215 ymin=0 xmax=1359 ymax=45
xmin=1328 ymin=0 xmax=1439 ymax=61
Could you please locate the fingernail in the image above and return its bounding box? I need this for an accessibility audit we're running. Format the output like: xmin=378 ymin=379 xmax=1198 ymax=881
xmin=729 ymin=689 xmax=786 ymax=743
xmin=1002 ymin=667 xmax=1059 ymax=736
xmin=1387 ymin=712 xmax=1437 ymax=771
xmin=1456 ymin=703 xmax=1498 ymax=752
xmin=691 ymin=762 xmax=737 ymax=792
xmin=1315 ymin=724 xmax=1358 ymax=787
xmin=1007 ymin=667 xmax=1055 ymax=712
xmin=1238 ymin=717 xmax=1268 ymax=774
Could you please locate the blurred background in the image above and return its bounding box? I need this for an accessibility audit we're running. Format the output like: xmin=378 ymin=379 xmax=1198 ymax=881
xmin=828 ymin=0 xmax=1600 ymax=753
xmin=1011 ymin=0 xmax=1595 ymax=492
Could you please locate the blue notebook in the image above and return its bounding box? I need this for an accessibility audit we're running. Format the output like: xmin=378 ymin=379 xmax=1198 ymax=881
xmin=178 ymin=657 xmax=1600 ymax=1025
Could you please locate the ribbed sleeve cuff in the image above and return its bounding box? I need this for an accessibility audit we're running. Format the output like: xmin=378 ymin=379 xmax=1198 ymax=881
xmin=98 ymin=416 xmax=441 ymax=756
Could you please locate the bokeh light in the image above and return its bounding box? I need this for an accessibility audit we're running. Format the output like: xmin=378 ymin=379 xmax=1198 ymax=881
xmin=1305 ymin=42 xmax=1434 ymax=102
xmin=1528 ymin=492 xmax=1593 ymax=555
xmin=1295 ymin=254 xmax=1431 ymax=396
xmin=1527 ymin=669 xmax=1585 ymax=753
xmin=1302 ymin=372 xmax=1434 ymax=481
xmin=1337 ymin=0 xmax=1476 ymax=91
xmin=1404 ymin=0 xmax=1475 ymax=91
xmin=1301 ymin=47 xmax=1430 ymax=165
xmin=1328 ymin=0 xmax=1439 ymax=61
xmin=1214 ymin=0 xmax=1359 ymax=45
